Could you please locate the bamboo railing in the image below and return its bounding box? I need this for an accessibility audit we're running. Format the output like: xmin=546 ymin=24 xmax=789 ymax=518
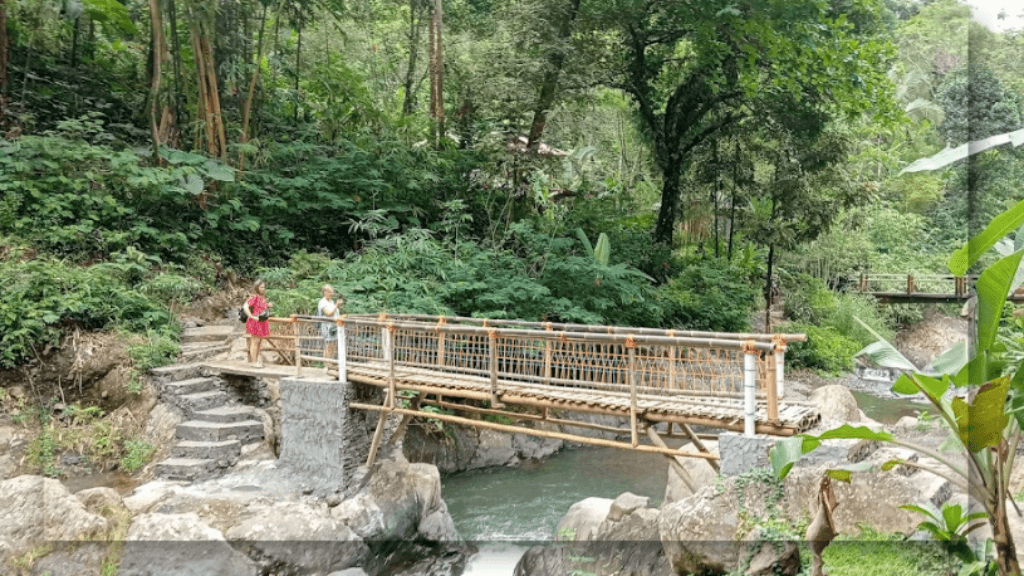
xmin=264 ymin=313 xmax=805 ymax=438
xmin=857 ymin=273 xmax=974 ymax=297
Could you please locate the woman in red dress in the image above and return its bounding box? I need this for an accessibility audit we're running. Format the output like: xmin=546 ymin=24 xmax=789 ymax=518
xmin=243 ymin=280 xmax=273 ymax=368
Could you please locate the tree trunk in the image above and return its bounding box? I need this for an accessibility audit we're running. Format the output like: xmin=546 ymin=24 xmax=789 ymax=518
xmin=402 ymin=0 xmax=422 ymax=115
xmin=0 ymin=0 xmax=9 ymax=127
xmin=654 ymin=153 xmax=683 ymax=245
xmin=428 ymin=0 xmax=444 ymax=146
xmin=239 ymin=4 xmax=268 ymax=170
xmin=294 ymin=24 xmax=301 ymax=122
xmin=764 ymin=244 xmax=775 ymax=333
xmin=167 ymin=0 xmax=186 ymax=145
xmin=201 ymin=32 xmax=227 ymax=158
xmin=148 ymin=0 xmax=167 ymax=161
xmin=70 ymin=16 xmax=80 ymax=68
xmin=713 ymin=142 xmax=720 ymax=258
xmin=525 ymin=0 xmax=581 ymax=151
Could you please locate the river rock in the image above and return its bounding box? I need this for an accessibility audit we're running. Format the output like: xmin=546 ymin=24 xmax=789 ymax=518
xmin=0 ymin=475 xmax=111 ymax=566
xmin=123 ymin=479 xmax=188 ymax=513
xmin=120 ymin=513 xmax=257 ymax=576
xmin=663 ymin=441 xmax=719 ymax=505
xmin=554 ymin=497 xmax=612 ymax=541
xmin=518 ymin=505 xmax=671 ymax=576
xmin=809 ymin=384 xmax=861 ymax=424
xmin=740 ymin=528 xmax=800 ymax=576
xmin=328 ymin=569 xmax=370 ymax=576
xmin=75 ymin=486 xmax=126 ymax=514
xmin=607 ymin=492 xmax=650 ymax=522
xmin=331 ymin=460 xmax=458 ymax=542
xmin=659 ymin=464 xmax=952 ymax=574
xmin=0 ymin=454 xmax=16 ymax=481
xmin=469 ymin=429 xmax=517 ymax=468
xmin=511 ymin=430 xmax=562 ymax=462
xmin=224 ymin=501 xmax=370 ymax=574
xmin=31 ymin=543 xmax=107 ymax=576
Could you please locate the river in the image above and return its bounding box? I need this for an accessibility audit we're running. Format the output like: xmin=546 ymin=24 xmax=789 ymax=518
xmin=443 ymin=386 xmax=928 ymax=574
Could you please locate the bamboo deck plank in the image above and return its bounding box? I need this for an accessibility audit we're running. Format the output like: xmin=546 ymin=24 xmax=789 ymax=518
xmin=342 ymin=359 xmax=819 ymax=433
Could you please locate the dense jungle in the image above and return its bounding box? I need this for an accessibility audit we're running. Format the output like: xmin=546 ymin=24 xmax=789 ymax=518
xmin=2 ymin=0 xmax=1024 ymax=574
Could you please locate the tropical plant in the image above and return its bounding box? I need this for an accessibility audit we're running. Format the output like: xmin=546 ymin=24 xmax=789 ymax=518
xmin=771 ymin=129 xmax=1024 ymax=575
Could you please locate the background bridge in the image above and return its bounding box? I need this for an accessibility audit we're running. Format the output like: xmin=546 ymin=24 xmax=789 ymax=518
xmin=239 ymin=314 xmax=818 ymax=471
xmin=855 ymin=273 xmax=1024 ymax=304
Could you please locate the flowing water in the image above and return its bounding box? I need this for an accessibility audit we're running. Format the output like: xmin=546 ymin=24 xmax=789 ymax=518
xmin=443 ymin=389 xmax=931 ymax=573
xmin=443 ymin=444 xmax=673 ymax=574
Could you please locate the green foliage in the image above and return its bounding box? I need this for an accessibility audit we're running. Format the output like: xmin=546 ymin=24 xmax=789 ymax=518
xmin=782 ymin=322 xmax=863 ymax=375
xmin=657 ymin=258 xmax=757 ymax=332
xmin=0 ymin=254 xmax=178 ymax=368
xmin=901 ymin=502 xmax=988 ymax=566
xmin=119 ymin=439 xmax=156 ymax=473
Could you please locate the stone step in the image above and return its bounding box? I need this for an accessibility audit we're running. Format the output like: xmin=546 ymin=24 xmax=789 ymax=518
xmin=155 ymin=457 xmax=220 ymax=481
xmin=162 ymin=377 xmax=218 ymax=397
xmin=181 ymin=325 xmax=237 ymax=345
xmin=178 ymin=390 xmax=229 ymax=414
xmin=171 ymin=440 xmax=241 ymax=462
xmin=177 ymin=420 xmax=264 ymax=443
xmin=195 ymin=406 xmax=256 ymax=424
xmin=149 ymin=363 xmax=204 ymax=385
xmin=179 ymin=345 xmax=230 ymax=364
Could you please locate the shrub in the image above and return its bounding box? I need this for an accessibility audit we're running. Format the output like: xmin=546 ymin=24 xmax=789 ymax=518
xmin=783 ymin=322 xmax=862 ymax=374
xmin=0 ymin=256 xmax=179 ymax=368
xmin=658 ymin=258 xmax=757 ymax=332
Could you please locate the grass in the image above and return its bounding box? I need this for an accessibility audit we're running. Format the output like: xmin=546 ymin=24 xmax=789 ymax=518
xmin=814 ymin=526 xmax=960 ymax=576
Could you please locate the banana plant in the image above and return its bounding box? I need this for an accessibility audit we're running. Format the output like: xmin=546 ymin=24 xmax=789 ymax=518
xmin=772 ymin=132 xmax=1024 ymax=575
xmin=575 ymin=228 xmax=610 ymax=267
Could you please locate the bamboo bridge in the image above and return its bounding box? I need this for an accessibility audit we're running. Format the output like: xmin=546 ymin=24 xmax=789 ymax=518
xmin=243 ymin=314 xmax=819 ymax=469
xmin=855 ymin=273 xmax=1024 ymax=304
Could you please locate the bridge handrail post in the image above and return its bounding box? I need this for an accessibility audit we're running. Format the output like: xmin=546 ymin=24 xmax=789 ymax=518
xmin=337 ymin=319 xmax=347 ymax=383
xmin=627 ymin=342 xmax=638 ymax=447
xmin=488 ymin=330 xmax=504 ymax=408
xmin=386 ymin=327 xmax=396 ymax=408
xmin=742 ymin=342 xmax=757 ymax=437
xmin=292 ymin=316 xmax=301 ymax=376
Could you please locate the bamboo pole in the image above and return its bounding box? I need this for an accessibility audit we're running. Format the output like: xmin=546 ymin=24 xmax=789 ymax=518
xmin=420 ymin=397 xmax=635 ymax=435
xmin=337 ymin=323 xmax=347 ymax=383
xmin=293 ymin=317 xmax=301 ymax=376
xmin=766 ymin=352 xmax=779 ymax=424
xmin=387 ymin=329 xmax=396 ymax=409
xmin=629 ymin=346 xmax=638 ymax=447
xmin=350 ymin=401 xmax=721 ymax=460
xmin=365 ymin=389 xmax=391 ymax=467
xmin=437 ymin=331 xmax=446 ymax=367
xmin=386 ymin=314 xmax=804 ymax=342
xmin=386 ymin=391 xmax=425 ymax=447
xmin=347 ymin=374 xmax=803 ymax=435
xmin=678 ymin=422 xmax=719 ymax=473
xmin=645 ymin=426 xmax=697 ymax=492
xmin=489 ymin=334 xmax=504 ymax=408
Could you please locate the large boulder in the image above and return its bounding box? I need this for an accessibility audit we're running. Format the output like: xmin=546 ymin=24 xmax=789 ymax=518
xmin=663 ymin=441 xmax=719 ymax=505
xmin=225 ymin=501 xmax=370 ymax=574
xmin=75 ymin=487 xmax=126 ymax=515
xmin=119 ymin=513 xmax=258 ymax=576
xmin=517 ymin=494 xmax=671 ymax=576
xmin=659 ymin=464 xmax=952 ymax=574
xmin=0 ymin=475 xmax=111 ymax=566
xmin=331 ymin=460 xmax=458 ymax=543
xmin=809 ymin=384 xmax=861 ymax=424
xmin=553 ymin=497 xmax=612 ymax=541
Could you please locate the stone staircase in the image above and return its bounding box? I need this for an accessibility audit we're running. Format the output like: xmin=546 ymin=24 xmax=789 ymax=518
xmin=178 ymin=323 xmax=237 ymax=364
xmin=150 ymin=325 xmax=265 ymax=481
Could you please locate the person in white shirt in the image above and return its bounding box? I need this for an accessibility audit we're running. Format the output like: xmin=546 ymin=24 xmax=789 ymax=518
xmin=318 ymin=285 xmax=345 ymax=372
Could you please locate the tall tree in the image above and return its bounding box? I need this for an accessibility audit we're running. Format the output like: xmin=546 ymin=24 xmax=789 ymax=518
xmin=0 ymin=0 xmax=8 ymax=128
xmin=589 ymin=0 xmax=897 ymax=246
xmin=525 ymin=0 xmax=582 ymax=151
xmin=428 ymin=0 xmax=444 ymax=145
